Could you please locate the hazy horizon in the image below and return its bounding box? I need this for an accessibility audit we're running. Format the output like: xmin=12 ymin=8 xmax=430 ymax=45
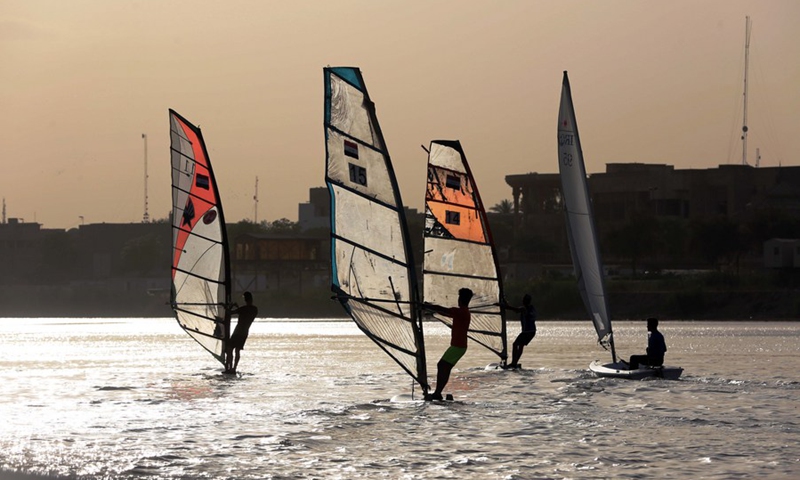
xmin=2 ymin=1 xmax=799 ymax=229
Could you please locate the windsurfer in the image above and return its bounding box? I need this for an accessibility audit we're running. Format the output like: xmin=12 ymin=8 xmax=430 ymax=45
xmin=423 ymin=287 xmax=473 ymax=401
xmin=626 ymin=317 xmax=667 ymax=369
xmin=224 ymin=291 xmax=258 ymax=374
xmin=503 ymin=294 xmax=537 ymax=369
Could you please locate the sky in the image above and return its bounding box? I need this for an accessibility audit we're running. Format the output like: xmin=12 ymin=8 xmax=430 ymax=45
xmin=2 ymin=1 xmax=799 ymax=229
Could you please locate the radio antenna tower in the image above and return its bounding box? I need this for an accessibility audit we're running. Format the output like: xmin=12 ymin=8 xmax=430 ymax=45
xmin=253 ymin=176 xmax=259 ymax=223
xmin=741 ymin=16 xmax=751 ymax=166
xmin=142 ymin=133 xmax=150 ymax=222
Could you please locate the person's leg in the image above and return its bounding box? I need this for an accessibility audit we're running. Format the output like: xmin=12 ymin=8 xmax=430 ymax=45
xmin=233 ymin=348 xmax=241 ymax=373
xmin=629 ymin=354 xmax=648 ymax=369
xmin=433 ymin=360 xmax=453 ymax=398
xmin=225 ymin=347 xmax=233 ymax=372
xmin=510 ymin=340 xmax=523 ymax=367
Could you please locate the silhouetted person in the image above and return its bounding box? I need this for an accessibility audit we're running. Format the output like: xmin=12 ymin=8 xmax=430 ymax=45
xmin=423 ymin=288 xmax=473 ymax=401
xmin=628 ymin=317 xmax=667 ymax=369
xmin=504 ymin=294 xmax=537 ymax=369
xmin=225 ymin=291 xmax=258 ymax=374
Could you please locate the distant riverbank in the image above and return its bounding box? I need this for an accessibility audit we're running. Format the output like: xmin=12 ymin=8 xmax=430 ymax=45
xmin=1 ymin=276 xmax=797 ymax=320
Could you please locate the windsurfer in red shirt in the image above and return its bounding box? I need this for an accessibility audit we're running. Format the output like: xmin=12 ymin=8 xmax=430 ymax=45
xmin=423 ymin=288 xmax=473 ymax=401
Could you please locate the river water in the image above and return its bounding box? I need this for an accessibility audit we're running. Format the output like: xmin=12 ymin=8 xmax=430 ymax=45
xmin=1 ymin=318 xmax=798 ymax=479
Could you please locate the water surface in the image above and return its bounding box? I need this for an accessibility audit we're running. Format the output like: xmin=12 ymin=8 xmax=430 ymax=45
xmin=1 ymin=318 xmax=798 ymax=479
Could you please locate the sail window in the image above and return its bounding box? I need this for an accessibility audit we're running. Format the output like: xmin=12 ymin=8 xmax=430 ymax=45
xmin=445 ymin=210 xmax=460 ymax=225
xmin=348 ymin=163 xmax=367 ymax=186
xmin=196 ymin=174 xmax=210 ymax=189
xmin=446 ymin=175 xmax=461 ymax=190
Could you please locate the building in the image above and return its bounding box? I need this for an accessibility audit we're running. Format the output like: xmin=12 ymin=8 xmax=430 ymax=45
xmin=505 ymin=163 xmax=800 ymax=265
xmin=763 ymin=238 xmax=800 ymax=269
xmin=232 ymin=233 xmax=328 ymax=294
xmin=298 ymin=187 xmax=330 ymax=232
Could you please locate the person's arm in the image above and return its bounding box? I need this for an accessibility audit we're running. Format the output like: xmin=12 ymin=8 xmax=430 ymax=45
xmin=501 ymin=300 xmax=522 ymax=314
xmin=422 ymin=302 xmax=453 ymax=318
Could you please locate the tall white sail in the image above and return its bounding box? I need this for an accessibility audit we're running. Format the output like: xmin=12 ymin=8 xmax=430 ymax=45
xmin=324 ymin=67 xmax=428 ymax=393
xmin=423 ymin=140 xmax=507 ymax=362
xmin=169 ymin=110 xmax=231 ymax=364
xmin=557 ymin=72 xmax=615 ymax=359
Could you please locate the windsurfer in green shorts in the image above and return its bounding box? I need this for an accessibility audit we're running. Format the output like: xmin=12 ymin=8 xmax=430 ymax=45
xmin=423 ymin=288 xmax=473 ymax=401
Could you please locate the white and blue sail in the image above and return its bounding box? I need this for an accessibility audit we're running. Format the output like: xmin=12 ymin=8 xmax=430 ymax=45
xmin=423 ymin=140 xmax=508 ymax=363
xmin=169 ymin=109 xmax=231 ymax=365
xmin=557 ymin=72 xmax=616 ymax=362
xmin=324 ymin=67 xmax=428 ymax=393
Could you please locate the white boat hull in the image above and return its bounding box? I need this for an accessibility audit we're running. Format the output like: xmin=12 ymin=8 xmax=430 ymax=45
xmin=589 ymin=360 xmax=683 ymax=380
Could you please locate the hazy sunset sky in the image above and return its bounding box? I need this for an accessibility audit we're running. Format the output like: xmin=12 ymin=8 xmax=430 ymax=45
xmin=2 ymin=1 xmax=799 ymax=229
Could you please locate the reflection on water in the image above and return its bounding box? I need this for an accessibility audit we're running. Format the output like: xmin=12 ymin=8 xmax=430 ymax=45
xmin=1 ymin=318 xmax=799 ymax=478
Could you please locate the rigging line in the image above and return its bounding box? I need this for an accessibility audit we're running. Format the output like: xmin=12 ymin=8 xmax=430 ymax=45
xmin=428 ymin=163 xmax=471 ymax=178
xmin=387 ymin=275 xmax=404 ymax=317
xmin=421 ymin=233 xmax=490 ymax=249
xmin=359 ymin=329 xmax=422 ymax=385
xmin=425 ymin=197 xmax=479 ymax=211
xmin=332 ymin=234 xmax=409 ymax=269
xmin=172 ymin=266 xmax=225 ymax=286
xmin=172 ymin=225 xmax=224 ymax=247
xmin=174 ymin=302 xmax=228 ymax=309
xmin=348 ymin=244 xmax=368 ymax=303
xmin=359 ymin=325 xmax=418 ymax=358
xmin=171 ymin=185 xmax=217 ymax=208
xmin=169 ymin=148 xmax=200 ymax=167
xmin=173 ymin=307 xmax=222 ymax=325
xmin=326 ymin=178 xmax=401 ymax=213
xmin=331 ymin=294 xmax=414 ymax=305
xmin=422 ymin=269 xmax=499 ymax=282
xmin=169 ymin=131 xmax=192 ymax=145
xmin=349 ymin=297 xmax=416 ymax=324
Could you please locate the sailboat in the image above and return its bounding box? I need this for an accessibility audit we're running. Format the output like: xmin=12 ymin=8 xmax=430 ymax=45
xmin=422 ymin=140 xmax=508 ymax=366
xmin=169 ymin=109 xmax=231 ymax=367
xmin=323 ymin=67 xmax=429 ymax=397
xmin=557 ymin=72 xmax=682 ymax=380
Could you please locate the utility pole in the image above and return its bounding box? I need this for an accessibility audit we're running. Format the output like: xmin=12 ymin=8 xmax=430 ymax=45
xmin=142 ymin=133 xmax=150 ymax=222
xmin=253 ymin=176 xmax=259 ymax=223
xmin=741 ymin=16 xmax=751 ymax=166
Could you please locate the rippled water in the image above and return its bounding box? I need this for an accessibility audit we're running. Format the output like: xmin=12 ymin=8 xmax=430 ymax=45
xmin=1 ymin=318 xmax=798 ymax=479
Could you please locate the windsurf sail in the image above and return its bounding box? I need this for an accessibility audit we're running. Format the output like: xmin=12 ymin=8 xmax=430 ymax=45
xmin=169 ymin=109 xmax=231 ymax=365
xmin=557 ymin=72 xmax=616 ymax=362
xmin=323 ymin=67 xmax=428 ymax=393
xmin=423 ymin=140 xmax=507 ymax=363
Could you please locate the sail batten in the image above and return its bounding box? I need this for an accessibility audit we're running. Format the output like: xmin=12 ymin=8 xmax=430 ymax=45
xmin=169 ymin=109 xmax=231 ymax=365
xmin=557 ymin=72 xmax=615 ymax=359
xmin=324 ymin=67 xmax=428 ymax=393
xmin=423 ymin=140 xmax=508 ymax=362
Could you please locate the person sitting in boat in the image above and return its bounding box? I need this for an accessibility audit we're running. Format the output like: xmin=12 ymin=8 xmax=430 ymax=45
xmin=627 ymin=317 xmax=667 ymax=369
xmin=422 ymin=287 xmax=473 ymax=401
xmin=224 ymin=291 xmax=258 ymax=374
xmin=503 ymin=294 xmax=537 ymax=369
